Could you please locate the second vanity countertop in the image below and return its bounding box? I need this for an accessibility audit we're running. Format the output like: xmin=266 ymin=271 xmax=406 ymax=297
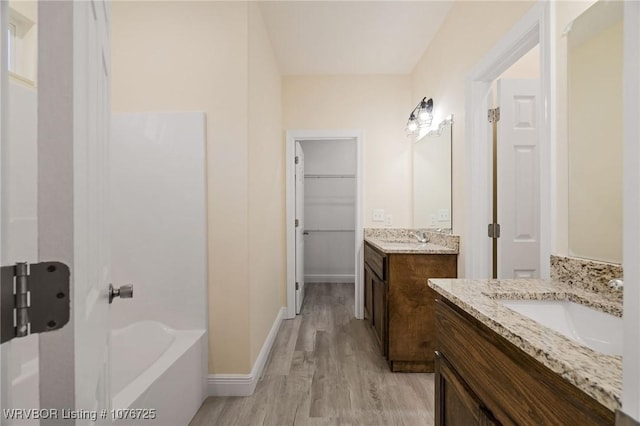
xmin=365 ymin=237 xmax=458 ymax=254
xmin=428 ymin=278 xmax=622 ymax=412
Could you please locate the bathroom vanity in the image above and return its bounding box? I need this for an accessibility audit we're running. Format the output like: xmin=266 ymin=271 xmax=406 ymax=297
xmin=363 ymin=236 xmax=457 ymax=372
xmin=430 ymin=278 xmax=620 ymax=425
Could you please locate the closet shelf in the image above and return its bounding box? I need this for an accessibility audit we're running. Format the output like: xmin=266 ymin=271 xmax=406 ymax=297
xmin=304 ymin=174 xmax=356 ymax=179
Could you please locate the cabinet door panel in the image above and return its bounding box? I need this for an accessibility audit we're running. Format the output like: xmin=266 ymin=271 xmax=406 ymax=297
xmin=435 ymin=352 xmax=496 ymax=426
xmin=364 ymin=265 xmax=373 ymax=324
xmin=372 ymin=275 xmax=387 ymax=356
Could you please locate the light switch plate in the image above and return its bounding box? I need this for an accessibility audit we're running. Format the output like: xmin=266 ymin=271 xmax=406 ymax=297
xmin=385 ymin=214 xmax=392 ymax=226
xmin=373 ymin=209 xmax=385 ymax=222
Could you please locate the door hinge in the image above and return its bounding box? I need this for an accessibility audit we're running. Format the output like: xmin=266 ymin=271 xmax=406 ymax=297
xmin=295 ymin=282 xmax=299 ymax=290
xmin=488 ymin=223 xmax=501 ymax=239
xmin=488 ymin=107 xmax=500 ymax=123
xmin=295 ymin=156 xmax=299 ymax=165
xmin=295 ymin=219 xmax=299 ymax=227
xmin=1 ymin=262 xmax=70 ymax=344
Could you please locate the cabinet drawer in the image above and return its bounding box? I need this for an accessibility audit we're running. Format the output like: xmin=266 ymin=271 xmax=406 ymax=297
xmin=364 ymin=244 xmax=386 ymax=281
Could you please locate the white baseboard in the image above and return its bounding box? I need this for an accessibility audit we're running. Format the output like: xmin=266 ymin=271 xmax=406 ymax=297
xmin=207 ymin=307 xmax=286 ymax=397
xmin=304 ymin=274 xmax=355 ymax=283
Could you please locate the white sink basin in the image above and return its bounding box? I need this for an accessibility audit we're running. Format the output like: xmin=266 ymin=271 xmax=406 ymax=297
xmin=499 ymin=299 xmax=623 ymax=356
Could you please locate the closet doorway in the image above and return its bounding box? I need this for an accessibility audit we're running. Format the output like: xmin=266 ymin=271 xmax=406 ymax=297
xmin=286 ymin=131 xmax=364 ymax=320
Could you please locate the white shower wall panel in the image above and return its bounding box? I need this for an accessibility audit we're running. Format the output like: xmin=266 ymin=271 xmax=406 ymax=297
xmin=110 ymin=112 xmax=207 ymax=331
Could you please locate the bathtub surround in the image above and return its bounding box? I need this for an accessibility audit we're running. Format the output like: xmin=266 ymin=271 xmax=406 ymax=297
xmin=110 ymin=112 xmax=208 ymax=331
xmin=551 ymin=255 xmax=623 ymax=301
xmin=110 ymin=113 xmax=208 ymax=420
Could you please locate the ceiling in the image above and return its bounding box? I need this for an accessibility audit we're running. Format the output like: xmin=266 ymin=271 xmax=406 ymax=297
xmin=259 ymin=1 xmax=454 ymax=75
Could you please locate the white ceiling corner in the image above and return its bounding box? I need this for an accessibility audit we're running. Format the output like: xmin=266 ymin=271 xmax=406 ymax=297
xmin=258 ymin=1 xmax=454 ymax=75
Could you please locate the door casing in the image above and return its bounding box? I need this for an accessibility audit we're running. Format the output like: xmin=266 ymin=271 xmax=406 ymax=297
xmin=285 ymin=130 xmax=364 ymax=319
xmin=464 ymin=2 xmax=552 ymax=279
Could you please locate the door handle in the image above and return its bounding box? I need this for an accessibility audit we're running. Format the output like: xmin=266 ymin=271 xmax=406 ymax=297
xmin=109 ymin=283 xmax=134 ymax=304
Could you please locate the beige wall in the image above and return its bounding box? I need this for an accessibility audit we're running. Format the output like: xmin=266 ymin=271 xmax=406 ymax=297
xmin=247 ymin=2 xmax=285 ymax=365
xmin=283 ymin=75 xmax=413 ymax=228
xmin=411 ymin=0 xmax=535 ymax=275
xmin=112 ymin=1 xmax=284 ymax=375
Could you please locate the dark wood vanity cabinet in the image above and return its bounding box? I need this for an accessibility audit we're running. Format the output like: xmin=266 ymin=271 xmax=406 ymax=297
xmin=435 ymin=297 xmax=614 ymax=426
xmin=364 ymin=241 xmax=457 ymax=372
xmin=364 ymin=243 xmax=388 ymax=355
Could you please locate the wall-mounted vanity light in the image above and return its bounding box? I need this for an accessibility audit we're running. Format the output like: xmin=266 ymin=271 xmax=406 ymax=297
xmin=406 ymin=97 xmax=433 ymax=136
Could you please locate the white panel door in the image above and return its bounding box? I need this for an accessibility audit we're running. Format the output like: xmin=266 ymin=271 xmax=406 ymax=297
xmin=73 ymin=0 xmax=112 ymax=419
xmin=1 ymin=1 xmax=112 ymax=422
xmin=295 ymin=142 xmax=305 ymax=314
xmin=497 ymin=79 xmax=541 ymax=279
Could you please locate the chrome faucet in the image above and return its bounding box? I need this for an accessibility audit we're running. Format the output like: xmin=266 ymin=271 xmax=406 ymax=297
xmin=608 ymin=278 xmax=623 ymax=290
xmin=409 ymin=231 xmax=428 ymax=243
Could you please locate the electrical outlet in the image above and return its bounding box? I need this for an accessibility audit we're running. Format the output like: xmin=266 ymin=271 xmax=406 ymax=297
xmin=373 ymin=209 xmax=385 ymax=222
xmin=385 ymin=214 xmax=392 ymax=226
xmin=438 ymin=208 xmax=450 ymax=221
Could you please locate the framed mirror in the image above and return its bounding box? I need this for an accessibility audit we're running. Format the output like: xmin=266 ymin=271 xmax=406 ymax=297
xmin=412 ymin=116 xmax=453 ymax=231
xmin=567 ymin=0 xmax=622 ymax=263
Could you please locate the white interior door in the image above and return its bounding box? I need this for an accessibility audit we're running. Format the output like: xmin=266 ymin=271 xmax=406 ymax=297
xmin=72 ymin=0 xmax=112 ymax=417
xmin=497 ymin=78 xmax=541 ymax=278
xmin=0 ymin=1 xmax=44 ymax=420
xmin=1 ymin=1 xmax=112 ymax=421
xmin=295 ymin=142 xmax=305 ymax=314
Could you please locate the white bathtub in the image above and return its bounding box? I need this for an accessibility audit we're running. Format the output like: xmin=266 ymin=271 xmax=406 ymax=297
xmin=111 ymin=321 xmax=207 ymax=426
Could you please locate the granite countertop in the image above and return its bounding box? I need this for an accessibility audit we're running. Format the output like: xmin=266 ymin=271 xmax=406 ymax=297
xmin=428 ymin=278 xmax=622 ymax=412
xmin=365 ymin=237 xmax=458 ymax=254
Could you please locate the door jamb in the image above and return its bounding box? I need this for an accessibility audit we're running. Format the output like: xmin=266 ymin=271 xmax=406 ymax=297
xmin=622 ymin=0 xmax=640 ymax=418
xmin=464 ymin=2 xmax=553 ymax=278
xmin=285 ymin=130 xmax=364 ymax=320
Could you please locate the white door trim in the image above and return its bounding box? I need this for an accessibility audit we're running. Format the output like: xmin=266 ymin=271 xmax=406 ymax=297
xmin=622 ymin=1 xmax=640 ymax=420
xmin=464 ymin=1 xmax=553 ymax=279
xmin=285 ymin=130 xmax=364 ymax=320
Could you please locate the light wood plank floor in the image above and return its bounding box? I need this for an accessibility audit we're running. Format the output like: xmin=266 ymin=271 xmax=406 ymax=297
xmin=190 ymin=283 xmax=435 ymax=426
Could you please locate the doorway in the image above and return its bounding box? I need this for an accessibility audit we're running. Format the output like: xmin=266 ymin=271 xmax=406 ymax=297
xmin=489 ymin=47 xmax=541 ymax=279
xmin=464 ymin=2 xmax=552 ymax=279
xmin=285 ymin=131 xmax=364 ymax=320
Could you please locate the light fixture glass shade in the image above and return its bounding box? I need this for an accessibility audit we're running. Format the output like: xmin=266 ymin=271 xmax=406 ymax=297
xmin=417 ymin=98 xmax=434 ymax=127
xmin=406 ymin=114 xmax=418 ymax=135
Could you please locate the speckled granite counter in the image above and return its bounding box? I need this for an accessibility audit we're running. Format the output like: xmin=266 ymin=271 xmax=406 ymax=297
xmin=365 ymin=237 xmax=458 ymax=254
xmin=428 ymin=278 xmax=622 ymax=412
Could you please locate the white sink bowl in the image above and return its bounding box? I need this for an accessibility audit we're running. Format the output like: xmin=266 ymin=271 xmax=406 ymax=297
xmin=499 ymin=299 xmax=623 ymax=356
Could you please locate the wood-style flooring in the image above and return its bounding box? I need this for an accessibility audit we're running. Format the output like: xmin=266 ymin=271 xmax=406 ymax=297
xmin=189 ymin=283 xmax=435 ymax=426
